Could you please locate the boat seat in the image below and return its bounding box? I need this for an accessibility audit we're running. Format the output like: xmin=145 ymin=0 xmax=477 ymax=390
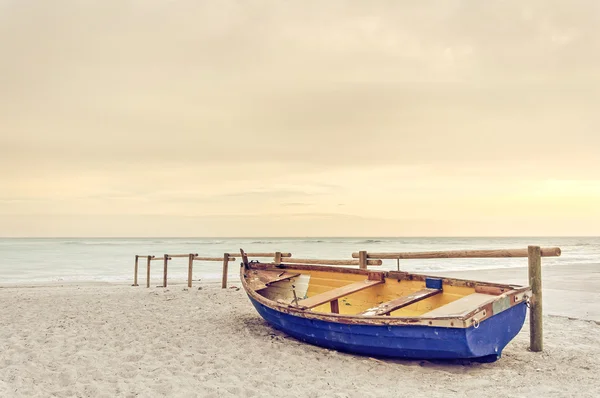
xmin=359 ymin=288 xmax=442 ymax=316
xmin=421 ymin=293 xmax=495 ymax=317
xmin=297 ymin=279 xmax=384 ymax=310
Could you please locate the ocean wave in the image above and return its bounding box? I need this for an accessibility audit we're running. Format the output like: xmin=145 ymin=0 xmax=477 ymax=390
xmin=62 ymin=241 xmax=138 ymax=246
xmin=354 ymin=239 xmax=386 ymax=244
xmin=571 ymin=242 xmax=599 ymax=247
xmin=292 ymin=239 xmax=387 ymax=244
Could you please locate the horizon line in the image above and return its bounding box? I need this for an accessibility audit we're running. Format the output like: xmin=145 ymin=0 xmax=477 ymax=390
xmin=1 ymin=235 xmax=597 ymax=239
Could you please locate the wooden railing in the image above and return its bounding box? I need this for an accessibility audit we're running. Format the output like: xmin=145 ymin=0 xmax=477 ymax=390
xmin=351 ymin=247 xmax=561 ymax=259
xmin=280 ymin=258 xmax=382 ymax=267
xmin=351 ymin=246 xmax=561 ymax=353
xmin=133 ymin=253 xmax=237 ymax=289
xmin=133 ymin=252 xmax=296 ymax=289
xmin=133 ymin=250 xmax=386 ymax=289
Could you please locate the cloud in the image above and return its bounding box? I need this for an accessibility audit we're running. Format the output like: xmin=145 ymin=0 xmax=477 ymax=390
xmin=1 ymin=1 xmax=599 ymax=236
xmin=2 ymin=212 xmax=599 ymax=237
xmin=2 ymin=1 xmax=599 ymax=171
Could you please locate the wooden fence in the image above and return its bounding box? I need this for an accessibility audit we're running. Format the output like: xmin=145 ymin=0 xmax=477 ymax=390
xmin=133 ymin=251 xmax=385 ymax=289
xmin=351 ymin=246 xmax=561 ymax=353
xmin=133 ymin=252 xmax=297 ymax=289
xmin=133 ymin=253 xmax=236 ymax=289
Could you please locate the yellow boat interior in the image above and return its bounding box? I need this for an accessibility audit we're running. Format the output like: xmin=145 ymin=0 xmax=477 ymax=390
xmin=244 ymin=264 xmax=528 ymax=319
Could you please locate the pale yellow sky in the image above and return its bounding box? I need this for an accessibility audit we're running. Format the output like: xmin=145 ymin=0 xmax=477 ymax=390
xmin=1 ymin=1 xmax=599 ymax=237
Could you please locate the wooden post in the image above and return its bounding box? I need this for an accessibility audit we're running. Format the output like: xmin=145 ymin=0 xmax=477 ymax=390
xmin=146 ymin=255 xmax=151 ymax=288
xmin=221 ymin=253 xmax=230 ymax=289
xmin=528 ymin=245 xmax=543 ymax=352
xmin=358 ymin=251 xmax=367 ymax=269
xmin=274 ymin=251 xmax=282 ymax=265
xmin=133 ymin=255 xmax=139 ymax=286
xmin=163 ymin=254 xmax=169 ymax=288
xmin=187 ymin=253 xmax=194 ymax=288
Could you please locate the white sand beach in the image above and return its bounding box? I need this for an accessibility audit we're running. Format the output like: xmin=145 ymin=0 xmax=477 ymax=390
xmin=1 ymin=264 xmax=599 ymax=398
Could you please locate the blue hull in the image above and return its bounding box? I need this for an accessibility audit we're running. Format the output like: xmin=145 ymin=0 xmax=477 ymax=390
xmin=248 ymin=296 xmax=527 ymax=362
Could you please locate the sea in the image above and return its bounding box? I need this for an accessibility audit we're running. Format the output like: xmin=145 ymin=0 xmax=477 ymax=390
xmin=0 ymin=237 xmax=598 ymax=285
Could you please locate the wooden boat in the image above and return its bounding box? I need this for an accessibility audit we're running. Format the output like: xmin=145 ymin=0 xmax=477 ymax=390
xmin=239 ymin=249 xmax=533 ymax=363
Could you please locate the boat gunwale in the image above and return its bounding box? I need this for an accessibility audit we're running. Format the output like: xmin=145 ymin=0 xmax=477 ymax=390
xmin=240 ymin=262 xmax=531 ymax=329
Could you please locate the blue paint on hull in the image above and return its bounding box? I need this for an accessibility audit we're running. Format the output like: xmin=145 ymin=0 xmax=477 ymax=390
xmin=248 ymin=296 xmax=527 ymax=362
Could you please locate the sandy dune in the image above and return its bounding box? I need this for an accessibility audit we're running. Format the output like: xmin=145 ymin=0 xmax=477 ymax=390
xmin=1 ymin=276 xmax=599 ymax=397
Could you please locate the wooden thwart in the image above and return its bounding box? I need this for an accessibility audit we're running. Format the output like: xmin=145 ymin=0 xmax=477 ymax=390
xmin=421 ymin=293 xmax=495 ymax=317
xmin=359 ymin=288 xmax=442 ymax=316
xmin=297 ymin=279 xmax=384 ymax=309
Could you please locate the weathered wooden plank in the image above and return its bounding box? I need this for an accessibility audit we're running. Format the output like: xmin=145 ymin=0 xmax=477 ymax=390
xmin=352 ymin=247 xmax=561 ymax=259
xmin=474 ymin=285 xmax=511 ymax=295
xmin=330 ymin=299 xmax=340 ymax=314
xmin=282 ymin=258 xmax=382 ymax=266
xmin=529 ymin=245 xmax=543 ymax=352
xmin=194 ymin=256 xmax=236 ymax=262
xmin=367 ymin=271 xmax=385 ymax=282
xmin=359 ymin=288 xmax=442 ymax=316
xmin=221 ymin=253 xmax=230 ymax=289
xmin=146 ymin=255 xmax=151 ymax=288
xmin=246 ymin=270 xmax=301 ymax=291
xmin=228 ymin=252 xmax=292 ymax=258
xmin=187 ymin=254 xmax=194 ymax=288
xmin=133 ymin=255 xmax=139 ymax=286
xmin=143 ymin=255 xmax=235 ymax=262
xmin=297 ymin=279 xmax=384 ymax=309
xmin=358 ymin=250 xmax=367 ymax=269
xmin=421 ymin=293 xmax=495 ymax=317
xmin=240 ymin=249 xmax=249 ymax=268
xmin=162 ymin=254 xmax=169 ymax=288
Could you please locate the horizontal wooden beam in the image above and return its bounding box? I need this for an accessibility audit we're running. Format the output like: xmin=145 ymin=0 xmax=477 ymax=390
xmin=194 ymin=256 xmax=236 ymax=262
xmin=227 ymin=252 xmax=292 ymax=258
xmin=351 ymin=247 xmax=561 ymax=260
xmin=359 ymin=288 xmax=441 ymax=316
xmin=140 ymin=252 xmax=291 ymax=261
xmin=282 ymin=258 xmax=382 ymax=266
xmin=140 ymin=254 xmax=234 ymax=261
